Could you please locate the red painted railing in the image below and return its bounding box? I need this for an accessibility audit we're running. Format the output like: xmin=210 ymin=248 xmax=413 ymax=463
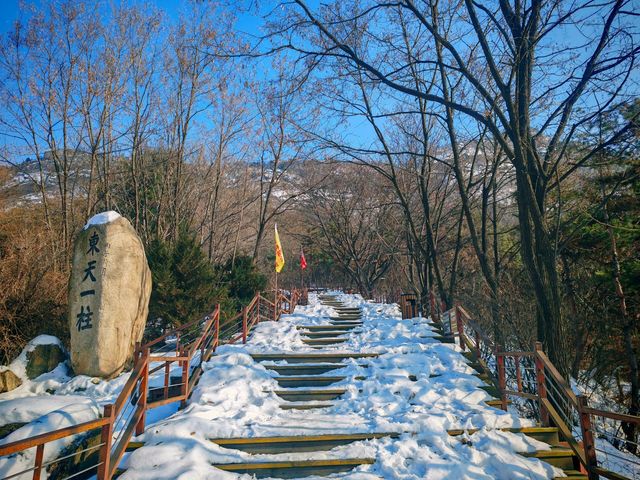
xmin=438 ymin=302 xmax=640 ymax=480
xmin=0 ymin=288 xmax=304 ymax=480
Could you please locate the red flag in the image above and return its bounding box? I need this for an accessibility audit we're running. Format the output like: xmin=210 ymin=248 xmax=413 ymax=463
xmin=300 ymin=248 xmax=307 ymax=270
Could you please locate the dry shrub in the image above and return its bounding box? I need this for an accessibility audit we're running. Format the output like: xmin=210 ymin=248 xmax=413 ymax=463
xmin=0 ymin=206 xmax=68 ymax=364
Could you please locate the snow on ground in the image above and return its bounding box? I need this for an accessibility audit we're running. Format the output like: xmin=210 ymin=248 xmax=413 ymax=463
xmin=0 ymin=340 xmax=184 ymax=479
xmin=0 ymin=336 xmax=132 ymax=479
xmin=121 ymin=292 xmax=563 ymax=480
xmin=0 ymin=401 xmax=101 ymax=479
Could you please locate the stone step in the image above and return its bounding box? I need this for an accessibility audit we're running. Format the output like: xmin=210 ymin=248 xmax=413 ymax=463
xmin=329 ymin=321 xmax=363 ymax=327
xmin=302 ymin=331 xmax=357 ymax=338
xmin=274 ymin=376 xmax=349 ymax=387
xmin=251 ymin=353 xmax=378 ymax=364
xmin=522 ymin=447 xmax=579 ymax=470
xmin=273 ymin=388 xmax=346 ymax=402
xmin=263 ymin=364 xmax=368 ymax=376
xmin=479 ymin=384 xmax=502 ymax=398
xmin=474 ymin=372 xmax=494 ymax=382
xmin=211 ymin=458 xmax=375 ymax=478
xmin=297 ymin=325 xmax=358 ymax=331
xmin=329 ymin=315 xmax=362 ymax=320
xmin=434 ymin=335 xmax=455 ymax=343
xmin=485 ymin=399 xmax=512 ymax=408
xmin=554 ymin=471 xmax=588 ymax=479
xmin=210 ymin=432 xmax=398 ymax=454
xmin=333 ymin=308 xmax=362 ymax=313
xmin=301 ymin=338 xmax=348 ymax=345
xmin=127 ymin=432 xmax=396 ymax=455
xmin=448 ymin=426 xmax=560 ymax=446
xmin=279 ymin=402 xmax=335 ymax=410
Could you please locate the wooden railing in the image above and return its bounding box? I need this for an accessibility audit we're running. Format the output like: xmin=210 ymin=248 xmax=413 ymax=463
xmin=438 ymin=303 xmax=640 ymax=480
xmin=0 ymin=288 xmax=304 ymax=480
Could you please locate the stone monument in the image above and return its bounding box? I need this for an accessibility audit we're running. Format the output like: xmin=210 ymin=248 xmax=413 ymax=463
xmin=68 ymin=212 xmax=152 ymax=378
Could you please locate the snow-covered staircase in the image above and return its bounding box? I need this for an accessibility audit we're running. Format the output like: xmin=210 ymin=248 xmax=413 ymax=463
xmin=204 ymin=294 xmax=386 ymax=477
xmin=119 ymin=293 xmax=590 ymax=479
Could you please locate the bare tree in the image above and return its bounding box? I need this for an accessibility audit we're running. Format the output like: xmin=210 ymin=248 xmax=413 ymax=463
xmin=269 ymin=0 xmax=639 ymax=370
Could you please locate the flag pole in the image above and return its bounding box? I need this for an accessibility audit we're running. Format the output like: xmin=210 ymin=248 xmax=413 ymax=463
xmin=274 ymin=271 xmax=278 ymax=321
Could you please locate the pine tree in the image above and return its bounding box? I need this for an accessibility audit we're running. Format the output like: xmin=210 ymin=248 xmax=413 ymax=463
xmin=146 ymin=231 xmax=229 ymax=336
xmin=218 ymin=256 xmax=267 ymax=311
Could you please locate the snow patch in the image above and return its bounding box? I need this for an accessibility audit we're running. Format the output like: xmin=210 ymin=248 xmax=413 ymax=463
xmin=83 ymin=210 xmax=121 ymax=229
xmin=0 ymin=401 xmax=101 ymax=479
xmin=2 ymin=335 xmax=65 ymax=382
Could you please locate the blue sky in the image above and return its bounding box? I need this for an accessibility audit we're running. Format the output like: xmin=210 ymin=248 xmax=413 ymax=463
xmin=0 ymin=0 xmax=264 ymax=34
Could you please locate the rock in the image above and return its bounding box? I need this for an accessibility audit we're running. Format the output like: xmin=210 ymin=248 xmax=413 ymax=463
xmin=47 ymin=429 xmax=102 ymax=480
xmin=0 ymin=369 xmax=22 ymax=393
xmin=0 ymin=422 xmax=25 ymax=440
xmin=26 ymin=342 xmax=66 ymax=379
xmin=68 ymin=212 xmax=151 ymax=378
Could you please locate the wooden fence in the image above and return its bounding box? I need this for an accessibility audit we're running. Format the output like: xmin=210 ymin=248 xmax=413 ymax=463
xmin=437 ymin=303 xmax=640 ymax=480
xmin=0 ymin=289 xmax=304 ymax=480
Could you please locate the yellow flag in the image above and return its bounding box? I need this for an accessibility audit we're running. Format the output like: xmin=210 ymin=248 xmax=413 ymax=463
xmin=274 ymin=223 xmax=285 ymax=273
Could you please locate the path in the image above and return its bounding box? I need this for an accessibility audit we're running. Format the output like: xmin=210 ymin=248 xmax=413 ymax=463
xmin=119 ymin=293 xmax=586 ymax=479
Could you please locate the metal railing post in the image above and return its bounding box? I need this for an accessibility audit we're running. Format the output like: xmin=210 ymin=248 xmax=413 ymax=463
xmin=429 ymin=290 xmax=438 ymax=323
xmin=496 ymin=346 xmax=508 ymax=411
xmin=97 ymin=404 xmax=114 ymax=480
xmin=515 ymin=356 xmax=523 ymax=393
xmin=242 ymin=306 xmax=248 ymax=344
xmin=578 ymin=395 xmax=600 ymax=479
xmin=163 ymin=360 xmax=170 ymax=401
xmin=534 ymin=341 xmax=550 ymax=426
xmin=180 ymin=347 xmax=189 ymax=408
xmin=455 ymin=305 xmax=465 ymax=351
xmin=33 ymin=444 xmax=44 ymax=480
xmin=136 ymin=351 xmax=149 ymax=436
xmin=214 ymin=305 xmax=220 ymax=348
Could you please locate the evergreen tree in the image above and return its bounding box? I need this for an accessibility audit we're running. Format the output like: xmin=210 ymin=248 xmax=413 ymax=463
xmin=218 ymin=256 xmax=267 ymax=311
xmin=146 ymin=231 xmax=229 ymax=336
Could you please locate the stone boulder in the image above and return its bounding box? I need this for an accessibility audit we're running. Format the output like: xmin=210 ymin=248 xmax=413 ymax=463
xmin=26 ymin=342 xmax=66 ymax=379
xmin=0 ymin=369 xmax=22 ymax=393
xmin=68 ymin=212 xmax=151 ymax=378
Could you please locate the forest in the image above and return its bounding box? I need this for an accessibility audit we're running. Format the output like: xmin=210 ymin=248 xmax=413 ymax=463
xmin=0 ymin=0 xmax=638 ymax=425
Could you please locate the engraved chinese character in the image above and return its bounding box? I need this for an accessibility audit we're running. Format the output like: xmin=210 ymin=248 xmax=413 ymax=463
xmin=87 ymin=232 xmax=100 ymax=255
xmin=76 ymin=306 xmax=93 ymax=331
xmin=82 ymin=261 xmax=97 ymax=282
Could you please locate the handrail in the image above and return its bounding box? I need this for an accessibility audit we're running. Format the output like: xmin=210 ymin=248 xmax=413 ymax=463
xmin=447 ymin=298 xmax=640 ymax=480
xmin=113 ymin=352 xmax=148 ymax=414
xmin=0 ymin=418 xmax=110 ymax=456
xmin=259 ymin=295 xmax=275 ymax=307
xmin=141 ymin=310 xmax=213 ymax=351
xmin=0 ymin=288 xmax=298 ymax=480
xmin=536 ymin=349 xmax=578 ymax=406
